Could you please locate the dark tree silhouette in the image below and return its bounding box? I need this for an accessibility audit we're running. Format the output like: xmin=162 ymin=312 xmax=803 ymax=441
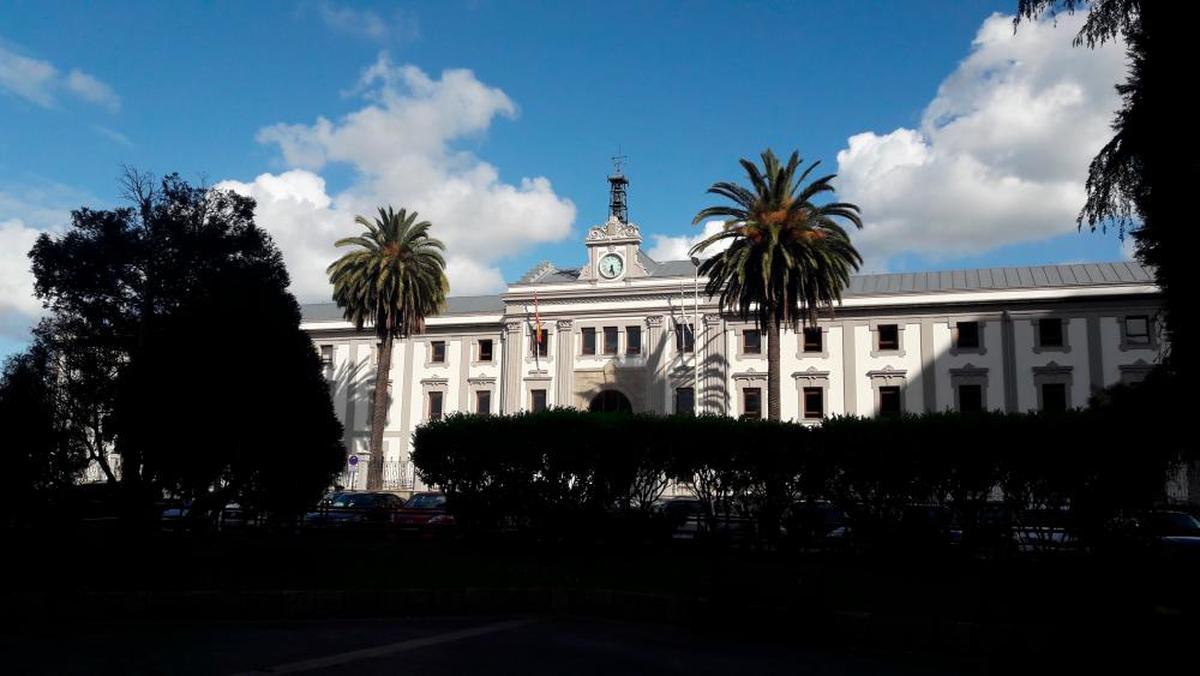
xmin=1016 ymin=2 xmax=1197 ymax=386
xmin=115 ymin=264 xmax=345 ymax=523
xmin=28 ymin=169 xmax=343 ymax=524
xmin=0 ymin=343 xmax=84 ymax=526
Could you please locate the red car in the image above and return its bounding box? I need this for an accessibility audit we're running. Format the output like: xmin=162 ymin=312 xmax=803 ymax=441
xmin=392 ymin=492 xmax=455 ymax=537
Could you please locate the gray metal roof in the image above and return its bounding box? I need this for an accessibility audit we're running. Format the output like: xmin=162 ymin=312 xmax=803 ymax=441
xmin=515 ymin=255 xmax=1153 ymax=294
xmin=843 ymin=261 xmax=1154 ymax=296
xmin=301 ymin=294 xmax=505 ymax=322
xmin=303 ymin=261 xmax=1154 ymax=321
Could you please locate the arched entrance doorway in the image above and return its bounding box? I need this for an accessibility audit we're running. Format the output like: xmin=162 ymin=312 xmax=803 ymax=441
xmin=588 ymin=389 xmax=633 ymax=414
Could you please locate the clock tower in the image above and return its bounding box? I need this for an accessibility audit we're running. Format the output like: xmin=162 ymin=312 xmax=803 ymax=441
xmin=578 ymin=157 xmax=649 ymax=282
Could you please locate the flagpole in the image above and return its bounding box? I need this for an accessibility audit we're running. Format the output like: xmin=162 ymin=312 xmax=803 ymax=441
xmin=533 ymin=291 xmax=542 ymax=374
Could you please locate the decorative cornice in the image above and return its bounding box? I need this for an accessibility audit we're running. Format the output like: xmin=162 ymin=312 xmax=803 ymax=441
xmin=792 ymin=368 xmax=831 ymax=382
xmin=949 ymin=363 xmax=989 ymax=378
xmin=866 ymin=367 xmax=907 ymax=385
xmin=731 ymin=370 xmax=766 ymax=382
xmin=585 ymin=215 xmax=643 ymax=242
xmin=508 ymin=292 xmax=702 ymax=307
xmin=1032 ymin=360 xmax=1073 ymax=376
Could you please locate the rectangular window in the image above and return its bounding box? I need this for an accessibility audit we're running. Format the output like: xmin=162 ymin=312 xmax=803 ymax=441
xmin=803 ymin=328 xmax=823 ymax=353
xmin=430 ymin=340 xmax=446 ymax=363
xmin=626 ymin=326 xmax=641 ymax=355
xmin=530 ymin=388 xmax=547 ymax=413
xmin=675 ymin=387 xmax=695 ymax=416
xmin=675 ymin=323 xmax=694 ymax=353
xmin=878 ymin=386 xmax=902 ymax=416
xmin=956 ymin=321 xmax=980 ymax=349
xmin=1041 ymin=383 xmax=1068 ymax=413
xmin=803 ymin=387 xmax=824 ymax=419
xmin=475 ymin=390 xmax=491 ymax=415
xmin=877 ymin=324 xmax=899 ymax=351
xmin=1125 ymin=315 xmax=1150 ymax=346
xmin=530 ymin=328 xmax=548 ymax=357
xmin=742 ymin=329 xmax=762 ymax=354
xmin=742 ymin=388 xmax=762 ymax=420
xmin=958 ymin=384 xmax=983 ymax=413
xmin=603 ymin=326 xmax=619 ymax=355
xmin=1038 ymin=318 xmax=1064 ymax=348
xmin=428 ymin=391 xmax=444 ymax=421
xmin=581 ymin=327 xmax=596 ymax=355
xmin=477 ymin=339 xmax=493 ymax=362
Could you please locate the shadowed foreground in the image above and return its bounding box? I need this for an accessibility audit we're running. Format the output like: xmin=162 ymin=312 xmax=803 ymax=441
xmin=3 ymin=615 xmax=969 ymax=676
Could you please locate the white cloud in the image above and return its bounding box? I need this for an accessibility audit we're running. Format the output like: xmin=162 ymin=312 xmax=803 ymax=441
xmin=0 ymin=42 xmax=120 ymax=111
xmin=0 ymin=44 xmax=57 ymax=107
xmin=646 ymin=220 xmax=733 ymax=262
xmin=316 ymin=2 xmax=419 ymax=44
xmin=0 ymin=219 xmax=44 ymax=340
xmin=67 ymin=69 xmax=120 ymax=111
xmin=92 ymin=124 xmax=132 ymax=146
xmin=222 ymin=55 xmax=575 ymax=300
xmin=0 ymin=183 xmax=97 ymax=342
xmin=834 ymin=12 xmax=1126 ymax=268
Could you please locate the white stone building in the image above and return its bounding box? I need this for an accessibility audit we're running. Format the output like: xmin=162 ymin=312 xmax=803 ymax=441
xmin=302 ymin=183 xmax=1164 ymax=492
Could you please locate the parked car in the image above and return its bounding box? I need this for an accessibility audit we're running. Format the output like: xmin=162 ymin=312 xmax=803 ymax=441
xmin=1127 ymin=510 xmax=1200 ymax=554
xmin=218 ymin=502 xmax=259 ymax=530
xmin=782 ymin=500 xmax=852 ymax=549
xmin=654 ymin=497 xmax=754 ymax=543
xmin=392 ymin=492 xmax=455 ymax=537
xmin=1011 ymin=508 xmax=1075 ymax=552
xmin=656 ymin=498 xmax=702 ymax=539
xmin=303 ymin=491 xmax=407 ymax=530
xmin=900 ymin=504 xmax=962 ymax=547
xmin=159 ymin=501 xmax=191 ymax=531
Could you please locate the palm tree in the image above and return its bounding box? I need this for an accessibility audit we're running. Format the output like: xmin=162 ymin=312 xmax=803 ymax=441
xmin=691 ymin=150 xmax=863 ymax=421
xmin=328 ymin=207 xmax=448 ymax=489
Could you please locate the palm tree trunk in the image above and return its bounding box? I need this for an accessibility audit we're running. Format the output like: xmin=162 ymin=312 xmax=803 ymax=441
xmin=366 ymin=336 xmax=393 ymax=490
xmin=767 ymin=316 xmax=781 ymax=421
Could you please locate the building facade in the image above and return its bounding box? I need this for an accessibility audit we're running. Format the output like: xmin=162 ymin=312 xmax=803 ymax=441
xmin=302 ymin=195 xmax=1164 ymax=491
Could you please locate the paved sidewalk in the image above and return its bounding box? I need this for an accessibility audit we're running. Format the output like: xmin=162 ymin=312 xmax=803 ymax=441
xmin=3 ymin=615 xmax=964 ymax=675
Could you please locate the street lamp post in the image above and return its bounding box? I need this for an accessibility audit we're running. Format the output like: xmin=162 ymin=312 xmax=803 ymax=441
xmin=690 ymin=256 xmax=701 ymax=415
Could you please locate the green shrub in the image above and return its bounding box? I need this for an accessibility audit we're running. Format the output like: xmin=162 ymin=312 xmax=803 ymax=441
xmin=412 ymin=405 xmax=1181 ymax=550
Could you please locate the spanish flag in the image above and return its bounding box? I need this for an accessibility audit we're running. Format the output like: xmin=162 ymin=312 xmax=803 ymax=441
xmin=533 ymin=291 xmax=542 ymax=345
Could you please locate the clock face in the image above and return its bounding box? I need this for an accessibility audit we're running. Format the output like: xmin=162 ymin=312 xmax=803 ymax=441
xmin=598 ymin=253 xmax=624 ymax=279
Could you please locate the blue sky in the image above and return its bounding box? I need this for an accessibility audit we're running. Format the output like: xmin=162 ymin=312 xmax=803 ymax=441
xmin=1 ymin=1 xmax=1131 ymax=359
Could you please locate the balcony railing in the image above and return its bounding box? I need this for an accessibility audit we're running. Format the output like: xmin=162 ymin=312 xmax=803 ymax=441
xmin=335 ymin=459 xmax=414 ymax=492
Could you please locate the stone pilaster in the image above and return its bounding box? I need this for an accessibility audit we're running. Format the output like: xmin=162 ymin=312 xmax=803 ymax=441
xmin=1001 ymin=312 xmax=1018 ymax=412
xmin=702 ymin=314 xmax=726 ymax=415
xmin=842 ymin=323 xmax=858 ymax=415
xmin=502 ymin=321 xmax=522 ymax=413
xmin=920 ymin=318 xmax=936 ymax=412
xmin=555 ymin=320 xmax=574 ymax=407
xmin=645 ymin=315 xmax=667 ymax=413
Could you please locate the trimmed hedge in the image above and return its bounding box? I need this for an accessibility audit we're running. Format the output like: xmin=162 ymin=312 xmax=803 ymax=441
xmin=413 ymin=406 xmax=1181 ymax=549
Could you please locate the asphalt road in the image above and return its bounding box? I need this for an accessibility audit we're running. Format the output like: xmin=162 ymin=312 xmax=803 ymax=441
xmin=1 ymin=615 xmax=967 ymax=675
